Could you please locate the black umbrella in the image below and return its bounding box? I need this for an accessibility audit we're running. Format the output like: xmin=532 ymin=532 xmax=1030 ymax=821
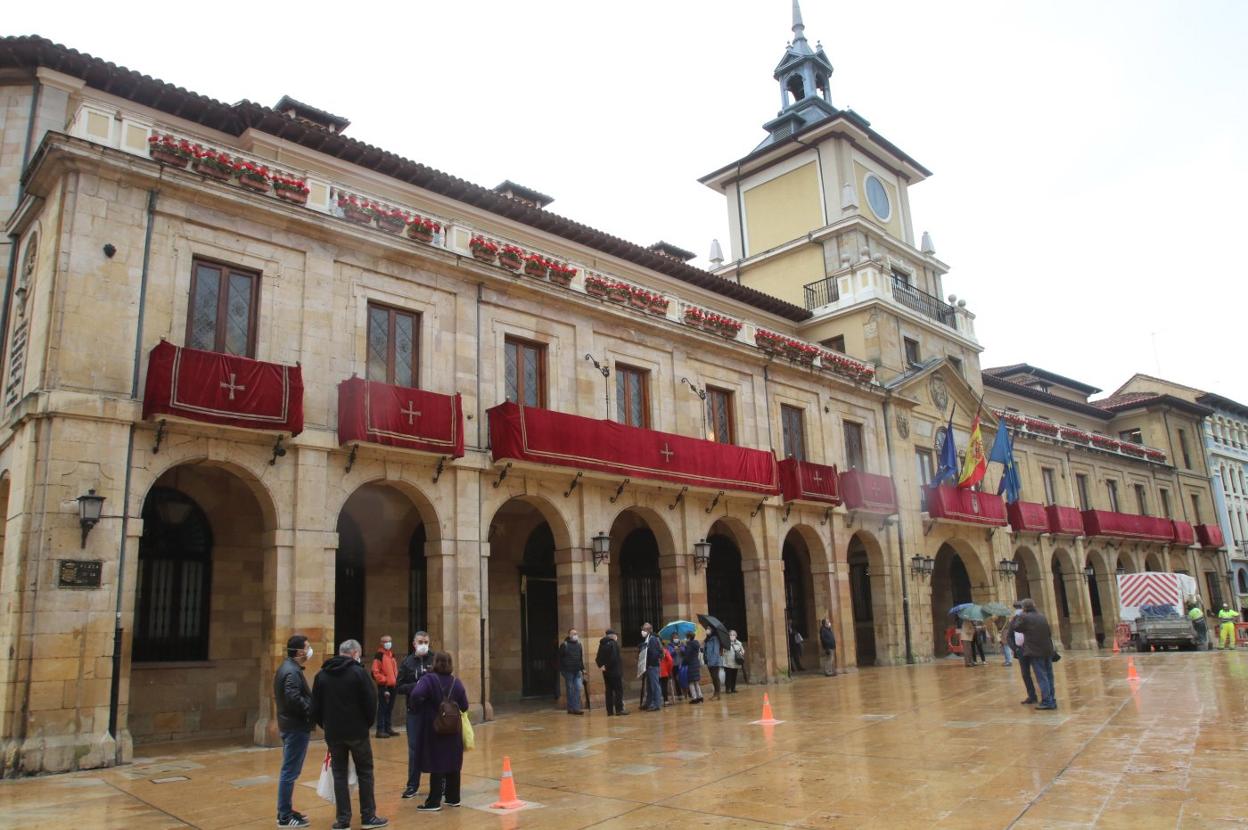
xmin=698 ymin=614 xmax=730 ymax=646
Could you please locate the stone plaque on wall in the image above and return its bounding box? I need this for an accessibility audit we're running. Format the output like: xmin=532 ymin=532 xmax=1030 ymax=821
xmin=57 ymin=559 xmax=103 ymax=589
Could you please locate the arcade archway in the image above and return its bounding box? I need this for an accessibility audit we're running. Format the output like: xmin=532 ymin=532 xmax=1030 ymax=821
xmin=847 ymin=531 xmax=885 ymax=666
xmin=930 ymin=541 xmax=988 ymax=657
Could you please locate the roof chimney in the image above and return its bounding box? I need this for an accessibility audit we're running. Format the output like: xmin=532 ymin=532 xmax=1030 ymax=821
xmin=647 ymin=241 xmax=696 ymax=262
xmin=273 ymin=95 xmax=350 ymax=134
xmin=709 ymin=239 xmax=724 ymax=268
xmin=492 ymin=180 xmax=554 ymax=209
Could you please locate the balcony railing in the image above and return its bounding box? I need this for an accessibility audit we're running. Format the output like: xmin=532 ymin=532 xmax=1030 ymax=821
xmin=890 ymin=276 xmax=956 ymax=328
xmin=803 ymin=276 xmax=839 ymax=310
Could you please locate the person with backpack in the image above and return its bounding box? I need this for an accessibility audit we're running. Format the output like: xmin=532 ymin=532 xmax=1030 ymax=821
xmin=409 ymin=651 xmax=470 ymax=812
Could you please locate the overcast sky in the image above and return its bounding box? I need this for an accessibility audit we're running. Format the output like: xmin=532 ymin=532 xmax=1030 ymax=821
xmin=11 ymin=1 xmax=1248 ymax=403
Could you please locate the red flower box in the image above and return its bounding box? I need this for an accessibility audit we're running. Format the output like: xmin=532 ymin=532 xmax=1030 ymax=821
xmin=523 ymin=254 xmax=550 ymax=279
xmin=498 ymin=245 xmax=524 ymax=271
xmin=147 ymin=133 xmax=192 ymax=168
xmin=469 ymin=236 xmax=498 ymax=263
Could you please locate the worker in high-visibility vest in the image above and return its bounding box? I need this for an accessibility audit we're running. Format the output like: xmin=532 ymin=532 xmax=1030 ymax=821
xmin=1217 ymin=603 xmax=1239 ymax=650
xmin=1188 ymin=604 xmax=1208 ymax=649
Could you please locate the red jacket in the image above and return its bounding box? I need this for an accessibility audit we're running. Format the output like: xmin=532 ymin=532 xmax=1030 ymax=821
xmin=659 ymin=646 xmax=673 ymax=678
xmin=371 ymin=650 xmax=398 ymax=687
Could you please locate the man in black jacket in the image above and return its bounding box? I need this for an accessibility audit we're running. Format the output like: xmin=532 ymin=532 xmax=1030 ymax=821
xmin=819 ymin=618 xmax=838 ymax=676
xmin=312 ymin=640 xmax=388 ymax=829
xmin=395 ymin=630 xmax=433 ymax=799
xmin=558 ymin=628 xmax=585 ymax=714
xmin=639 ymin=623 xmax=663 ymax=711
xmin=595 ymin=629 xmax=626 ymax=716
xmin=274 ymin=634 xmax=314 ymax=828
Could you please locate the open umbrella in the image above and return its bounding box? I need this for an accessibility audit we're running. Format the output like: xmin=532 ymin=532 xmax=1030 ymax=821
xmin=697 ymin=614 xmax=731 ymax=646
xmin=658 ymin=620 xmax=697 ymax=641
xmin=949 ymin=603 xmax=986 ymax=621
xmin=982 ymin=602 xmax=1013 ymax=618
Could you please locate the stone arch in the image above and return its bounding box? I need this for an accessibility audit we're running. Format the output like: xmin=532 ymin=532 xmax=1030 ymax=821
xmin=1050 ymin=546 xmax=1094 ymax=649
xmin=697 ymin=513 xmax=760 ymax=561
xmin=333 ymin=480 xmax=441 ymax=657
xmin=607 ymin=507 xmax=673 ymax=650
xmin=329 ymin=474 xmax=443 ymax=543
xmin=485 ymin=494 xmax=576 ymax=705
xmin=1013 ymin=544 xmax=1044 ymax=604
xmin=781 ymin=527 xmax=818 ymax=666
xmin=1145 ymin=551 xmax=1164 ymax=572
xmin=127 ymin=459 xmax=278 ymax=746
xmin=704 ymin=517 xmax=752 ymax=641
xmin=135 ymin=452 xmax=281 ymax=533
xmin=846 ymin=530 xmax=887 ymax=666
xmin=931 ymin=539 xmax=991 ymax=657
xmin=785 ymin=523 xmax=835 ymax=668
xmin=1085 ymin=547 xmax=1116 ymax=646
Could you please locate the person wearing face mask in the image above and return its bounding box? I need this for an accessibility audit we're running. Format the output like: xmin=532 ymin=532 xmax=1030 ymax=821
xmin=723 ymin=629 xmax=746 ymax=691
xmin=371 ymin=635 xmax=399 ymax=739
xmin=396 ymin=631 xmax=434 ymax=799
xmin=595 ymin=629 xmax=626 ymax=716
xmin=558 ymin=628 xmax=586 ymax=714
xmin=274 ymin=634 xmax=314 ymax=827
xmin=312 ymin=640 xmax=388 ymax=829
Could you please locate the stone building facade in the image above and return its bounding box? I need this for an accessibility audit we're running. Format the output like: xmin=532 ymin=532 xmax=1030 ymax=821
xmin=0 ymin=14 xmax=1228 ymax=776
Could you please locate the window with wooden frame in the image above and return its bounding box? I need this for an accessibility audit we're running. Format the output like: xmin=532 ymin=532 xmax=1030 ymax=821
xmin=504 ymin=337 xmax=546 ymax=407
xmin=843 ymin=421 xmax=866 ymax=471
xmin=366 ymin=302 xmax=419 ymax=388
xmin=780 ymin=404 xmax=806 ymax=461
xmin=1159 ymin=488 xmax=1172 ymax=518
xmin=1042 ymin=467 xmax=1058 ymax=506
xmin=187 ymin=258 xmax=259 ymax=357
xmin=705 ymin=386 xmax=734 ymax=444
xmin=1075 ymin=473 xmax=1091 ymax=511
xmin=1190 ymin=493 xmax=1203 ymax=524
xmin=822 ymin=334 xmax=846 ymax=354
xmin=1178 ymin=429 xmax=1192 ymax=468
xmin=904 ymin=337 xmax=921 ymax=367
xmin=615 ymin=364 xmax=649 ymax=428
xmin=1134 ymin=484 xmax=1149 ymax=516
xmin=916 ymin=448 xmax=934 ymax=511
xmin=1106 ymin=479 xmax=1120 ymax=512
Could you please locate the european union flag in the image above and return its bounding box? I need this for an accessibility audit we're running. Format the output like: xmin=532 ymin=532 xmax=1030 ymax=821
xmin=989 ymin=419 xmax=1022 ymax=504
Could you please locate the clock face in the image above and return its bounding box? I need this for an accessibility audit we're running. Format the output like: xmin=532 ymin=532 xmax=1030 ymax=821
xmin=865 ymin=174 xmax=891 ymax=222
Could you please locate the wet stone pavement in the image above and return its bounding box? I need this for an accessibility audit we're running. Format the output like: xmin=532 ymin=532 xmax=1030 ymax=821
xmin=4 ymin=650 xmax=1248 ymax=829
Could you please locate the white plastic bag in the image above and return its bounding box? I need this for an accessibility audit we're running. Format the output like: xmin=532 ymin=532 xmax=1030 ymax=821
xmin=315 ymin=751 xmax=358 ymax=804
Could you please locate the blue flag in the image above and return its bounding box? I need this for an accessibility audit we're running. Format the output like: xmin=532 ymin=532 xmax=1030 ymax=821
xmin=933 ymin=409 xmax=958 ymax=486
xmin=989 ymin=420 xmax=1022 ymax=503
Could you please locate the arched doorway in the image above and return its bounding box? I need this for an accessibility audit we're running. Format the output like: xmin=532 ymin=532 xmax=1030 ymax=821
xmin=1052 ymin=555 xmax=1072 ymax=649
xmin=1014 ymin=546 xmax=1043 ymax=605
xmin=847 ymin=532 xmax=880 ymax=666
xmin=616 ymin=527 xmax=661 ymax=650
xmin=931 ymin=542 xmax=976 ymax=657
xmin=782 ymin=532 xmax=817 ymax=670
xmin=705 ymin=525 xmax=748 ymax=641
xmin=334 ymin=483 xmax=430 ymax=652
xmin=1145 ymin=553 xmax=1163 ymax=572
xmin=129 ymin=463 xmax=274 ymax=744
xmin=1086 ymin=556 xmax=1104 ymax=646
xmin=486 ymin=497 xmax=568 ymax=703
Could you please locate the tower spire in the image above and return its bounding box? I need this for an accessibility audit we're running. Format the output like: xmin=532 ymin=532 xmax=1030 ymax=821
xmin=792 ymin=0 xmax=807 ymax=46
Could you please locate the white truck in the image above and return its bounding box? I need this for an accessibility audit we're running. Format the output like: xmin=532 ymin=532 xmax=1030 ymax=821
xmin=1116 ymin=572 xmax=1201 ymax=651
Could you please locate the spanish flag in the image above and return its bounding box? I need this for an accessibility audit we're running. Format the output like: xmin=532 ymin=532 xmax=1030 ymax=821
xmin=957 ymin=414 xmax=987 ymax=489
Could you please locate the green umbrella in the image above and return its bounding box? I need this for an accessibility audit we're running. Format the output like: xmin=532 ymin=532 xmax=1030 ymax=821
xmin=982 ymin=602 xmax=1013 ymax=618
xmin=950 ymin=603 xmax=986 ymax=621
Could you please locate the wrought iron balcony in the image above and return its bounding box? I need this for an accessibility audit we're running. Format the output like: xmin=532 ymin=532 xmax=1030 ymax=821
xmin=890 ymin=275 xmax=956 ymax=328
xmin=803 ymin=276 xmax=839 ymax=310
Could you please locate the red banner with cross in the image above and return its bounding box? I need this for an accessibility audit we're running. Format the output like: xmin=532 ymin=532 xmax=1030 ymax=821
xmin=337 ymin=377 xmax=464 ymax=458
xmin=142 ymin=340 xmax=303 ymax=434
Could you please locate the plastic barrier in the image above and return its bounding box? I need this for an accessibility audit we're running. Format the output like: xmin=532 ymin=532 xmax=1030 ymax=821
xmin=945 ymin=626 xmax=963 ymax=656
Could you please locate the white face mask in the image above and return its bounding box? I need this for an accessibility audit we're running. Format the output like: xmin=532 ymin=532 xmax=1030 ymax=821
xmin=729 ymin=635 xmax=737 ymax=642
xmin=383 ymin=642 xmax=392 ymax=651
xmin=641 ymin=630 xmax=648 ymax=639
xmin=570 ymin=635 xmax=579 ymax=643
xmin=305 ymin=646 xmax=314 ymax=660
xmin=415 ymin=643 xmax=429 ymax=656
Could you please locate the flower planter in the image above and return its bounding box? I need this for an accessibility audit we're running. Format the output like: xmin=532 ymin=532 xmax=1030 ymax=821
xmin=470 ymin=247 xmax=497 ymax=264
xmin=587 ymin=282 xmax=609 ymax=298
xmin=524 ymin=262 xmax=549 ymax=279
xmin=275 ymin=188 xmax=309 ymax=205
xmin=549 ymin=271 xmax=574 ymax=287
xmin=238 ymin=174 xmax=270 ymax=193
xmin=193 ymin=160 xmax=233 ymax=181
xmin=408 ymin=227 xmax=435 ymax=244
xmin=150 ymin=148 xmax=189 ymax=168
xmin=375 ymin=216 xmax=405 ymax=234
xmin=606 ymin=287 xmax=630 ymax=303
xmin=342 ymin=206 xmax=373 ymax=225
xmin=719 ymin=325 xmax=742 ymax=339
xmin=498 ymin=253 xmax=523 ymax=272
xmin=648 ymin=300 xmax=669 ymax=316
xmin=628 ymin=294 xmax=650 ymax=310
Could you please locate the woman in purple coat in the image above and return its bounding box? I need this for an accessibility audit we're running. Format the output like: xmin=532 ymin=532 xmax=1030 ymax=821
xmin=410 ymin=652 xmax=469 ymax=811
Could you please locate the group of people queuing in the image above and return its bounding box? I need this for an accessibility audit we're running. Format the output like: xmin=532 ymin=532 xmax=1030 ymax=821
xmin=957 ymin=614 xmax=1011 ymax=668
xmin=272 ymin=630 xmax=470 ymax=828
xmin=555 ymin=615 xmax=839 ymax=717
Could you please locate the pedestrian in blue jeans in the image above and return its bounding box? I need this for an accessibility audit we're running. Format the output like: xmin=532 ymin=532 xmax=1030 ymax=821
xmin=273 ymin=634 xmax=314 ymax=828
xmin=1013 ymin=598 xmax=1058 ymax=709
xmin=639 ymin=623 xmax=663 ymax=711
xmin=558 ymin=628 xmax=585 ymax=714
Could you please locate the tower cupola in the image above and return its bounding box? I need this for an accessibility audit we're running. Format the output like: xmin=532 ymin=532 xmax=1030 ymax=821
xmin=757 ymin=0 xmax=836 ymax=150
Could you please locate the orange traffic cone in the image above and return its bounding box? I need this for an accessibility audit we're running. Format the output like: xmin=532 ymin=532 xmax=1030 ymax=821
xmin=1112 ymin=637 xmax=1120 ymax=654
xmin=489 ymin=755 xmax=526 ymax=810
xmin=752 ymin=693 xmax=781 ymax=725
xmin=1126 ymin=656 xmax=1140 ymax=683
